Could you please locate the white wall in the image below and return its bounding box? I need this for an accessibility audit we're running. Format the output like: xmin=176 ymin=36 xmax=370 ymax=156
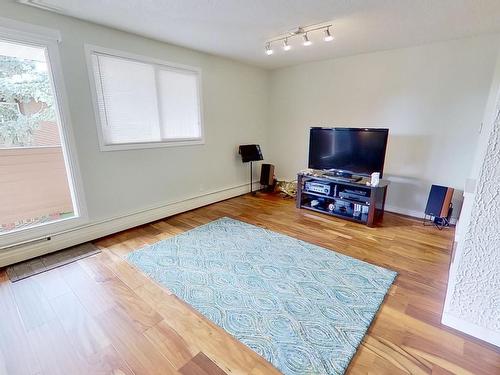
xmin=442 ymin=51 xmax=500 ymax=347
xmin=445 ymin=119 xmax=500 ymax=347
xmin=0 ymin=2 xmax=269 ymax=264
xmin=268 ymin=36 xmax=500 ymax=217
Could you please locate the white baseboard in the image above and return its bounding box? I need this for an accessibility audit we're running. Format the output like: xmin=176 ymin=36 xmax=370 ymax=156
xmin=442 ymin=312 xmax=500 ymax=348
xmin=384 ymin=204 xmax=423 ymax=219
xmin=0 ymin=182 xmax=259 ymax=267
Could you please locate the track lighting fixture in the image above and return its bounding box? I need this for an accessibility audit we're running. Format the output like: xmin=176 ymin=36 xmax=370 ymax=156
xmin=264 ymin=22 xmax=334 ymax=55
xmin=324 ymin=27 xmax=334 ymax=42
xmin=265 ymin=43 xmax=273 ymax=55
xmin=302 ymin=33 xmax=312 ymax=46
xmin=283 ymin=38 xmax=291 ymax=51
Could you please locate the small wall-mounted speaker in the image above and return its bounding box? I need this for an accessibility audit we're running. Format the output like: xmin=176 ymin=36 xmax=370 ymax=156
xmin=260 ymin=164 xmax=275 ymax=186
xmin=425 ymin=185 xmax=454 ymax=218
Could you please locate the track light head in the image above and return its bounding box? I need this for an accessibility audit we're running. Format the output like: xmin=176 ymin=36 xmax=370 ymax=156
xmin=303 ymin=33 xmax=312 ymax=46
xmin=265 ymin=22 xmax=334 ymax=54
xmin=324 ymin=27 xmax=334 ymax=42
xmin=283 ymin=38 xmax=291 ymax=51
xmin=265 ymin=43 xmax=274 ymax=55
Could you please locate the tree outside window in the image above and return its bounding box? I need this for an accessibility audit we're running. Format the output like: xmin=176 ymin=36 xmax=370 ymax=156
xmin=0 ymin=54 xmax=56 ymax=147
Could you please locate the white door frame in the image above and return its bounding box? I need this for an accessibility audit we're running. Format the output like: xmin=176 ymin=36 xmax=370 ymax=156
xmin=0 ymin=17 xmax=88 ymax=248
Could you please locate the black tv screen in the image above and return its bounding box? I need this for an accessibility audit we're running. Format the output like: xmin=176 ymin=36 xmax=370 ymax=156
xmin=308 ymin=127 xmax=389 ymax=177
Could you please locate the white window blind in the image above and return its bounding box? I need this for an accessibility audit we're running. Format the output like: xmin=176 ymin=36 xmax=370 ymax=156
xmin=90 ymin=50 xmax=202 ymax=149
xmin=158 ymin=68 xmax=200 ymax=140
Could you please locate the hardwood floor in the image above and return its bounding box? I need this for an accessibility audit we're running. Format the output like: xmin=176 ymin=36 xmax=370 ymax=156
xmin=0 ymin=193 xmax=499 ymax=374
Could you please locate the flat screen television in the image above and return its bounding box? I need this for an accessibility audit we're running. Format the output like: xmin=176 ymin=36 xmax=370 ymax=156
xmin=308 ymin=127 xmax=389 ymax=177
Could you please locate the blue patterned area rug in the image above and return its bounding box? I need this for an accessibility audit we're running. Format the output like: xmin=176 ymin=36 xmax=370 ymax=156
xmin=127 ymin=217 xmax=396 ymax=374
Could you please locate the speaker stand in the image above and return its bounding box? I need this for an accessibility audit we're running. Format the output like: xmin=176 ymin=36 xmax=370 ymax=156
xmin=423 ymin=214 xmax=450 ymax=230
xmin=250 ymin=161 xmax=256 ymax=196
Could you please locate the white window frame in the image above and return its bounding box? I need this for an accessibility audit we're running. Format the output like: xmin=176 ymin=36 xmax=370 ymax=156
xmin=0 ymin=17 xmax=88 ymax=247
xmin=85 ymin=44 xmax=205 ymax=151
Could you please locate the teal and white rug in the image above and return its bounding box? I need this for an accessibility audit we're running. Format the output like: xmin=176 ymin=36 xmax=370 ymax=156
xmin=127 ymin=217 xmax=396 ymax=374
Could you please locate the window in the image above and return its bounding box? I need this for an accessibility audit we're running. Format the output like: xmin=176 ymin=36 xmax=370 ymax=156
xmin=87 ymin=46 xmax=203 ymax=150
xmin=0 ymin=21 xmax=86 ymax=245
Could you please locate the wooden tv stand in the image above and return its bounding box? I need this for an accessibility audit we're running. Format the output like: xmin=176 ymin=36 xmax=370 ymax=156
xmin=296 ymin=172 xmax=389 ymax=227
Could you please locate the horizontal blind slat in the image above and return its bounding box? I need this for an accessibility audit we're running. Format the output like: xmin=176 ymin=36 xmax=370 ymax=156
xmin=92 ymin=53 xmax=161 ymax=144
xmin=158 ymin=69 xmax=201 ymax=140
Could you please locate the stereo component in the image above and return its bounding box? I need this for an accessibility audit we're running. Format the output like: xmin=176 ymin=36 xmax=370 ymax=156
xmin=333 ymin=200 xmax=353 ymax=215
xmin=339 ymin=192 xmax=370 ymax=204
xmin=304 ymin=181 xmax=331 ymax=195
xmin=343 ymin=188 xmax=368 ymax=196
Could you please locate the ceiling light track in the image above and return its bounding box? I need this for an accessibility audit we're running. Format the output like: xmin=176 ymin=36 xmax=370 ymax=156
xmin=264 ymin=22 xmax=334 ymax=55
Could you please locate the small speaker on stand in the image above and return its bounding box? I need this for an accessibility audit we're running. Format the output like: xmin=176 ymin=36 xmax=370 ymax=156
xmin=238 ymin=144 xmax=263 ymax=195
xmin=424 ymin=184 xmax=454 ymax=229
xmin=260 ymin=163 xmax=275 ymax=191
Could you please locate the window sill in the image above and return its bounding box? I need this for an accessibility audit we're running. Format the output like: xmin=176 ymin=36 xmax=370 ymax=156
xmin=0 ymin=215 xmax=88 ymax=250
xmin=98 ymin=138 xmax=205 ymax=152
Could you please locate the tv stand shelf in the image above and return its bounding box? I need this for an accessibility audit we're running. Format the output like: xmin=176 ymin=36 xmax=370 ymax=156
xmin=296 ymin=172 xmax=389 ymax=227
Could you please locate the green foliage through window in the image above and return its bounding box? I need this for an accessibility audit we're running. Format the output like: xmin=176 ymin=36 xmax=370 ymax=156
xmin=0 ymin=55 xmax=56 ymax=147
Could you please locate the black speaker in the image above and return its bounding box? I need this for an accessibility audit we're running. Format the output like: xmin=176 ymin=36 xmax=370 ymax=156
xmin=260 ymin=164 xmax=275 ymax=186
xmin=238 ymin=144 xmax=263 ymax=163
xmin=425 ymin=185 xmax=454 ymax=218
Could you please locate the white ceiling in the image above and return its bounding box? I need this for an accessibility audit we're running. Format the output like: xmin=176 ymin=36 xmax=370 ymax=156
xmin=21 ymin=0 xmax=500 ymax=69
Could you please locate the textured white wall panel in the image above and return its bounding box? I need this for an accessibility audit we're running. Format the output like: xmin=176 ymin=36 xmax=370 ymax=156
xmin=448 ymin=113 xmax=500 ymax=333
